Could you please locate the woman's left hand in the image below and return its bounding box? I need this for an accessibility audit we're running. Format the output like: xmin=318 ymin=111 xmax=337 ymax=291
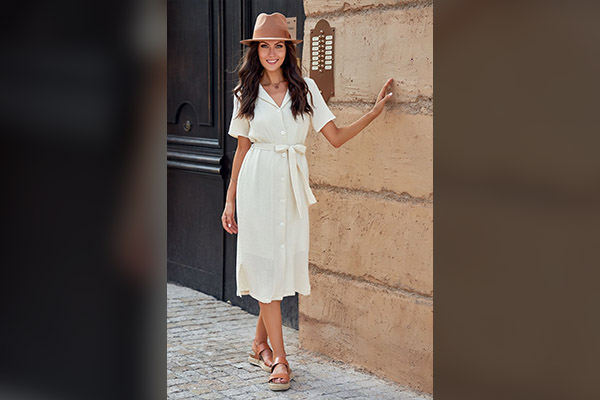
xmin=371 ymin=78 xmax=394 ymax=117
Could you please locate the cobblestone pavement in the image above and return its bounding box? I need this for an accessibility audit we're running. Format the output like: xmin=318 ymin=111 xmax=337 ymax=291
xmin=168 ymin=283 xmax=432 ymax=400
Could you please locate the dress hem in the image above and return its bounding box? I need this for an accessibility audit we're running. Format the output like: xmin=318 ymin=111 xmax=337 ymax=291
xmin=236 ymin=289 xmax=310 ymax=304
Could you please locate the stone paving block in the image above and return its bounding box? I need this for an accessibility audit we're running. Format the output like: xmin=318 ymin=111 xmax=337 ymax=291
xmin=219 ymin=386 xmax=249 ymax=397
xmin=167 ymin=377 xmax=188 ymax=386
xmin=198 ymin=392 xmax=225 ymax=400
xmin=167 ymin=390 xmax=195 ymax=399
xmin=167 ymin=283 xmax=432 ymax=400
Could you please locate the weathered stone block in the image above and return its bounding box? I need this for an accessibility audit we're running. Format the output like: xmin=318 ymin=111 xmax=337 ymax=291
xmin=307 ymin=109 xmax=432 ymax=198
xmin=299 ymin=271 xmax=433 ymax=393
xmin=308 ymin=187 xmax=432 ymax=296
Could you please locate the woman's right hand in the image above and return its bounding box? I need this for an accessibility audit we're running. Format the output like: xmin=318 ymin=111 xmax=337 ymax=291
xmin=370 ymin=78 xmax=394 ymax=117
xmin=222 ymin=201 xmax=238 ymax=234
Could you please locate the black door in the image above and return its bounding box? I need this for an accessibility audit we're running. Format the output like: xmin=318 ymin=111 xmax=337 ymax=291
xmin=167 ymin=0 xmax=305 ymax=329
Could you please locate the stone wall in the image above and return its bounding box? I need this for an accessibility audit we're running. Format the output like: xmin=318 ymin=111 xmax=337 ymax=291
xmin=300 ymin=0 xmax=433 ymax=394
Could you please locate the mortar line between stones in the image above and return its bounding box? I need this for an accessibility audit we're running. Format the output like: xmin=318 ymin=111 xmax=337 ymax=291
xmin=305 ymin=0 xmax=434 ymax=18
xmin=309 ymin=181 xmax=433 ymax=205
xmin=309 ymin=263 xmax=433 ymax=302
xmin=326 ymin=97 xmax=433 ymax=116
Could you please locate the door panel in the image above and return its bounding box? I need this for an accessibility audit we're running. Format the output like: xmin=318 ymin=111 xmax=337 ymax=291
xmin=167 ymin=0 xmax=224 ymax=298
xmin=167 ymin=0 xmax=219 ymax=146
xmin=167 ymin=0 xmax=305 ymax=329
xmin=167 ymin=170 xmax=223 ymax=297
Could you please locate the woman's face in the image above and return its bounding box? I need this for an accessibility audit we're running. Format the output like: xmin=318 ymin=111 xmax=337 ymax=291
xmin=257 ymin=40 xmax=286 ymax=73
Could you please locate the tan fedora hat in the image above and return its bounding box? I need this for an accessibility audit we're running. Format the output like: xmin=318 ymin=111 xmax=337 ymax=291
xmin=240 ymin=12 xmax=302 ymax=45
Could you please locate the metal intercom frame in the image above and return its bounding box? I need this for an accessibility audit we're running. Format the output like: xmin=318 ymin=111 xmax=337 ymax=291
xmin=309 ymin=20 xmax=335 ymax=103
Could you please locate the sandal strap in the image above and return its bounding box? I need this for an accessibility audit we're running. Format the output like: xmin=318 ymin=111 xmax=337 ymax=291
xmin=256 ymin=341 xmax=271 ymax=355
xmin=252 ymin=340 xmax=271 ymax=359
xmin=270 ymin=356 xmax=290 ymax=373
xmin=269 ymin=372 xmax=289 ymax=382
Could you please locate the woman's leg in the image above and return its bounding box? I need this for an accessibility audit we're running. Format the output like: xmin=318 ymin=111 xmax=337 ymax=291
xmin=259 ymin=300 xmax=288 ymax=383
xmin=253 ymin=309 xmax=273 ymax=365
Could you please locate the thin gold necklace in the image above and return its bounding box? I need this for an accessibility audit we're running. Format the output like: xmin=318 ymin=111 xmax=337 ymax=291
xmin=263 ymin=79 xmax=286 ymax=89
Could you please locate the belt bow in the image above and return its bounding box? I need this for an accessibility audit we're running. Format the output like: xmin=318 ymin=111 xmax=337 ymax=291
xmin=254 ymin=143 xmax=317 ymax=219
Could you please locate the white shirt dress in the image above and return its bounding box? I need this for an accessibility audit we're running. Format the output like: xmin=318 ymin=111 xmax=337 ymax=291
xmin=227 ymin=76 xmax=336 ymax=303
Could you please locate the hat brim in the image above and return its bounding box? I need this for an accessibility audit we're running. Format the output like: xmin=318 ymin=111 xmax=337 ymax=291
xmin=240 ymin=37 xmax=302 ymax=45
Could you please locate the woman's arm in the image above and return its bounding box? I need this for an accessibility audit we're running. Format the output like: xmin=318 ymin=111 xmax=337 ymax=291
xmin=222 ymin=136 xmax=252 ymax=234
xmin=320 ymin=78 xmax=394 ymax=148
xmin=320 ymin=112 xmax=377 ymax=148
xmin=226 ymin=136 xmax=252 ymax=203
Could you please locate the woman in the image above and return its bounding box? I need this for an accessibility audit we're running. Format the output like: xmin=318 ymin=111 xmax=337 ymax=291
xmin=221 ymin=12 xmax=393 ymax=391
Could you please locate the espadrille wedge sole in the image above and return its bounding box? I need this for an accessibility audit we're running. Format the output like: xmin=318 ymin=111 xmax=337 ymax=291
xmin=248 ymin=340 xmax=273 ymax=372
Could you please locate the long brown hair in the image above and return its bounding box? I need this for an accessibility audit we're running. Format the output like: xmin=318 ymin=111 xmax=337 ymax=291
xmin=232 ymin=41 xmax=314 ymax=122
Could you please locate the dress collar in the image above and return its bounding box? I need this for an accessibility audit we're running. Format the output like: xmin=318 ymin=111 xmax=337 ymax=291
xmin=258 ymin=83 xmax=290 ymax=109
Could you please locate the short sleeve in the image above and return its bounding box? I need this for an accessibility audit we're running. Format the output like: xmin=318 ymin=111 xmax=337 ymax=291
xmin=306 ymin=77 xmax=336 ymax=133
xmin=227 ymin=94 xmax=250 ymax=139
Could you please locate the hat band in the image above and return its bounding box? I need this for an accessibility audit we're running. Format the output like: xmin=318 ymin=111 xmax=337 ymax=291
xmin=250 ymin=28 xmax=292 ymax=41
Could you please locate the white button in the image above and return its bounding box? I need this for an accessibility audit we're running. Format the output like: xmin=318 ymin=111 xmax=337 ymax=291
xmin=280 ymin=177 xmax=285 ymax=181
xmin=277 ymin=109 xmax=281 ymax=112
xmin=280 ymin=130 xmax=286 ymax=135
xmin=282 ymin=153 xmax=287 ymax=158
xmin=280 ymin=199 xmax=285 ymax=203
xmin=280 ymin=244 xmax=285 ymax=248
xmin=280 ymin=222 xmax=285 ymax=227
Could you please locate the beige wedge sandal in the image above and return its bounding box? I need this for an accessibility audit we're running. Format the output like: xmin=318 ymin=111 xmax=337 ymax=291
xmin=248 ymin=340 xmax=273 ymax=372
xmin=268 ymin=356 xmax=294 ymax=391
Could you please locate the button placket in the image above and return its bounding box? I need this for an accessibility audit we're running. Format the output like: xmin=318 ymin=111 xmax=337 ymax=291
xmin=272 ymin=100 xmax=289 ymax=255
xmin=280 ymin=148 xmax=288 ymax=253
xmin=276 ymin=104 xmax=287 ymax=139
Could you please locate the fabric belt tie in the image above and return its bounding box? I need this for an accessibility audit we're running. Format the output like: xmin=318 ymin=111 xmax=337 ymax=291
xmin=252 ymin=142 xmax=317 ymax=219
